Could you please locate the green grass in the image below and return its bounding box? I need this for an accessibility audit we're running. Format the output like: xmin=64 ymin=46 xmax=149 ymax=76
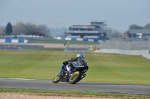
xmin=0 ymin=49 xmax=150 ymax=85
xmin=0 ymin=88 xmax=150 ymax=98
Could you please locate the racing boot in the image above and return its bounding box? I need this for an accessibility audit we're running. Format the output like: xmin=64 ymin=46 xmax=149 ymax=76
xmin=64 ymin=71 xmax=69 ymax=78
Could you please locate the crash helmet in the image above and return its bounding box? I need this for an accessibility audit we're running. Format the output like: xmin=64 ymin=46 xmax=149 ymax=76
xmin=76 ymin=53 xmax=84 ymax=58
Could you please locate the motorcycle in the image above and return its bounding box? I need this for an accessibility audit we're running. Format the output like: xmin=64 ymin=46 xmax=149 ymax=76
xmin=52 ymin=61 xmax=89 ymax=84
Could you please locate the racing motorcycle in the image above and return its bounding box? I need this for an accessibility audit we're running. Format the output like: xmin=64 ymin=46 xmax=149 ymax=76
xmin=52 ymin=60 xmax=89 ymax=84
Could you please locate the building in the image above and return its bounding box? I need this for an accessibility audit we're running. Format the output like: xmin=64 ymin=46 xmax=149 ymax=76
xmin=128 ymin=29 xmax=150 ymax=40
xmin=66 ymin=22 xmax=109 ymax=40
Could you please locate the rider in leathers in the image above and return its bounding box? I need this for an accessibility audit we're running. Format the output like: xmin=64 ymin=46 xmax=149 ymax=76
xmin=59 ymin=53 xmax=86 ymax=76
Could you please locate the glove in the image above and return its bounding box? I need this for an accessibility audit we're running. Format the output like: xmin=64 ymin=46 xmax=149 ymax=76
xmin=63 ymin=60 xmax=68 ymax=65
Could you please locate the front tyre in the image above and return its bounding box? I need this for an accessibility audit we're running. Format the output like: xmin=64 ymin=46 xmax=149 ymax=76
xmin=52 ymin=74 xmax=60 ymax=83
xmin=69 ymin=71 xmax=82 ymax=84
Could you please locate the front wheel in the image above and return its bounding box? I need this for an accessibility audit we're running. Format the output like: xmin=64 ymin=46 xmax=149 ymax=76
xmin=52 ymin=73 xmax=60 ymax=83
xmin=69 ymin=71 xmax=82 ymax=84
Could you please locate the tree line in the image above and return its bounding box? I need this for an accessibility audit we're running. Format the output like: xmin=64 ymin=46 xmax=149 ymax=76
xmin=129 ymin=23 xmax=150 ymax=29
xmin=0 ymin=22 xmax=50 ymax=37
xmin=1 ymin=21 xmax=150 ymax=38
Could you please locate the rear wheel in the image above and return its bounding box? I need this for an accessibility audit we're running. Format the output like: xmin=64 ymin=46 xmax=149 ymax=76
xmin=69 ymin=71 xmax=82 ymax=84
xmin=52 ymin=74 xmax=60 ymax=83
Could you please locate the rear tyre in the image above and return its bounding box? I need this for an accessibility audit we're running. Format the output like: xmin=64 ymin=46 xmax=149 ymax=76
xmin=52 ymin=74 xmax=60 ymax=83
xmin=69 ymin=71 xmax=82 ymax=84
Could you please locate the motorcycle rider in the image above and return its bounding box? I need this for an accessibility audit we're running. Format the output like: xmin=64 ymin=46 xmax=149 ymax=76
xmin=59 ymin=53 xmax=86 ymax=76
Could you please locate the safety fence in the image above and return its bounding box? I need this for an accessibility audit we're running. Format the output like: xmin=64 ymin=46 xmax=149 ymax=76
xmin=99 ymin=40 xmax=149 ymax=50
xmin=94 ymin=39 xmax=150 ymax=60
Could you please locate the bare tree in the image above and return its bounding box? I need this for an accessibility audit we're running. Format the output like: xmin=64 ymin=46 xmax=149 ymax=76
xmin=12 ymin=21 xmax=50 ymax=36
xmin=25 ymin=22 xmax=38 ymax=33
xmin=144 ymin=23 xmax=150 ymax=29
xmin=37 ymin=25 xmax=48 ymax=32
xmin=13 ymin=22 xmax=26 ymax=34
xmin=0 ymin=27 xmax=5 ymax=34
xmin=112 ymin=29 xmax=122 ymax=38
xmin=122 ymin=31 xmax=129 ymax=39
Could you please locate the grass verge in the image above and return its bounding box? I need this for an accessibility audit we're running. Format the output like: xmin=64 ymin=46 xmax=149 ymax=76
xmin=0 ymin=88 xmax=150 ymax=99
xmin=0 ymin=50 xmax=150 ymax=85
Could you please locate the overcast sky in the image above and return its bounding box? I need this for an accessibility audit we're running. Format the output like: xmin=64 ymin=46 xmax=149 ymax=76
xmin=0 ymin=0 xmax=150 ymax=32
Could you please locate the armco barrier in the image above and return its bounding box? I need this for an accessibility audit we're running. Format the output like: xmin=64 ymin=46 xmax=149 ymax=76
xmin=0 ymin=39 xmax=28 ymax=43
xmin=53 ymin=37 xmax=103 ymax=42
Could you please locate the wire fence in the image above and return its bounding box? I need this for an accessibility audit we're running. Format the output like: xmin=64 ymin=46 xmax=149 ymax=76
xmin=99 ymin=39 xmax=150 ymax=51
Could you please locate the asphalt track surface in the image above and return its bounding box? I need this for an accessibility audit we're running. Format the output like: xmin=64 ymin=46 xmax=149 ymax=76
xmin=0 ymin=78 xmax=150 ymax=95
